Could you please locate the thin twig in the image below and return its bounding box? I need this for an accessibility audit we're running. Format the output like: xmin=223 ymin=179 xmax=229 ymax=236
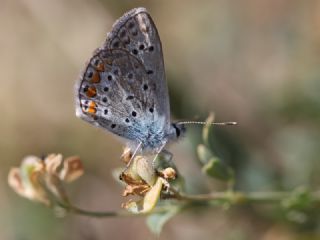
xmin=172 ymin=189 xmax=320 ymax=204
xmin=56 ymin=190 xmax=320 ymax=218
xmin=57 ymin=202 xmax=173 ymax=218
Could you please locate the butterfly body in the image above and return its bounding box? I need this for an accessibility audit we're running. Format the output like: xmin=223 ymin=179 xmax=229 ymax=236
xmin=75 ymin=8 xmax=185 ymax=154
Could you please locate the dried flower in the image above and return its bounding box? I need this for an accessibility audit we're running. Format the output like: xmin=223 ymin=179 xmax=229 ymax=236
xmin=158 ymin=167 xmax=176 ymax=180
xmin=119 ymin=151 xmax=177 ymax=214
xmin=8 ymin=154 xmax=83 ymax=206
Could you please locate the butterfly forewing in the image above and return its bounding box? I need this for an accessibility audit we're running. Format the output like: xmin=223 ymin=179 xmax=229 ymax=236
xmin=104 ymin=8 xmax=170 ymax=124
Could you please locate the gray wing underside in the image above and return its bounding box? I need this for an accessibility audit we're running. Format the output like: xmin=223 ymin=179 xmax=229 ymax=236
xmin=75 ymin=8 xmax=170 ymax=145
xmin=103 ymin=7 xmax=170 ymax=123
xmin=76 ymin=49 xmax=157 ymax=142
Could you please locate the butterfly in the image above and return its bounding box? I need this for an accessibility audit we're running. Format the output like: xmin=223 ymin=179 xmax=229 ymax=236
xmin=75 ymin=7 xmax=186 ymax=157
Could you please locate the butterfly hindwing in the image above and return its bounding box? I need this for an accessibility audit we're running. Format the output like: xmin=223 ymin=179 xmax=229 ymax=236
xmin=76 ymin=49 xmax=158 ymax=143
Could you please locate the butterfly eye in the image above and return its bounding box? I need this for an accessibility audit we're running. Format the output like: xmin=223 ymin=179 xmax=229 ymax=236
xmin=111 ymin=124 xmax=116 ymax=129
xmin=102 ymin=97 xmax=107 ymax=103
xmin=175 ymin=126 xmax=181 ymax=137
xmin=149 ymin=108 xmax=154 ymax=113
xmin=125 ymin=118 xmax=130 ymax=123
xmin=148 ymin=46 xmax=154 ymax=52
xmin=132 ymin=49 xmax=138 ymax=55
xmin=104 ymin=109 xmax=108 ymax=115
xmin=131 ymin=111 xmax=137 ymax=117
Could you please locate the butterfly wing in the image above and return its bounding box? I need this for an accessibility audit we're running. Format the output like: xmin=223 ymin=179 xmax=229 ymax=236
xmin=75 ymin=8 xmax=171 ymax=149
xmin=76 ymin=49 xmax=153 ymax=140
xmin=104 ymin=7 xmax=170 ymax=124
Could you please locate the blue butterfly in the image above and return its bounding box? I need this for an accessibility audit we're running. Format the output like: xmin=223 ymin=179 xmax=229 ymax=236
xmin=75 ymin=8 xmax=185 ymax=158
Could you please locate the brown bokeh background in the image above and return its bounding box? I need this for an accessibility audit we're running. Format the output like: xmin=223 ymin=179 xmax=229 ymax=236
xmin=2 ymin=0 xmax=320 ymax=239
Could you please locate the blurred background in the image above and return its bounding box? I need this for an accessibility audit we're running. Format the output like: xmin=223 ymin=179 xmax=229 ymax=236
xmin=2 ymin=0 xmax=320 ymax=239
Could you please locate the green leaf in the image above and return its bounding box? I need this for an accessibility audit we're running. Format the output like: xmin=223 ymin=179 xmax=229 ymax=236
xmin=282 ymin=186 xmax=312 ymax=210
xmin=153 ymin=150 xmax=175 ymax=170
xmin=202 ymin=157 xmax=234 ymax=181
xmin=146 ymin=205 xmax=180 ymax=235
xmin=202 ymin=112 xmax=215 ymax=145
xmin=197 ymin=144 xmax=213 ymax=165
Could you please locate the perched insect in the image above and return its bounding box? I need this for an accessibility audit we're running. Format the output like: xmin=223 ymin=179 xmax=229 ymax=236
xmin=75 ymin=7 xmax=235 ymax=162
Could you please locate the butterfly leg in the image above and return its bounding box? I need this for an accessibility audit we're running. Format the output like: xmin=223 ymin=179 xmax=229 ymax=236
xmin=153 ymin=149 xmax=176 ymax=170
xmin=151 ymin=142 xmax=168 ymax=170
xmin=152 ymin=147 xmax=181 ymax=195
xmin=121 ymin=141 xmax=142 ymax=173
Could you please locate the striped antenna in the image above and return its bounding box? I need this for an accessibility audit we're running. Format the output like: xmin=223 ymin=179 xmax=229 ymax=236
xmin=177 ymin=121 xmax=237 ymax=126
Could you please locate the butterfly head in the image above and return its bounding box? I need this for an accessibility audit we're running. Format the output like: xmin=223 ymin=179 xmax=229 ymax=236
xmin=170 ymin=122 xmax=186 ymax=140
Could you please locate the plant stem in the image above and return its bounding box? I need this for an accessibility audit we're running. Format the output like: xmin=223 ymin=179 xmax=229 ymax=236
xmin=174 ymin=191 xmax=288 ymax=203
xmin=171 ymin=189 xmax=320 ymax=204
xmin=56 ymin=190 xmax=320 ymax=218
xmin=57 ymin=202 xmax=171 ymax=218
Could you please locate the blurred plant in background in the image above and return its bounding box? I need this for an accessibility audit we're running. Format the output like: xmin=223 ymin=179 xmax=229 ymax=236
xmin=8 ymin=117 xmax=320 ymax=237
xmin=2 ymin=0 xmax=320 ymax=239
xmin=8 ymin=154 xmax=83 ymax=206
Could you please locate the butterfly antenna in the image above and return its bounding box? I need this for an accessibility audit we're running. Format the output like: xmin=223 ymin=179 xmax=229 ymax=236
xmin=178 ymin=121 xmax=237 ymax=126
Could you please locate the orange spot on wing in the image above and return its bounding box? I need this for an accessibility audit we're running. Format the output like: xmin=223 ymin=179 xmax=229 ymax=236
xmin=90 ymin=72 xmax=100 ymax=83
xmin=89 ymin=101 xmax=97 ymax=108
xmin=96 ymin=62 xmax=105 ymax=72
xmin=86 ymin=101 xmax=97 ymax=114
xmin=87 ymin=107 xmax=96 ymax=114
xmin=97 ymin=63 xmax=104 ymax=72
xmin=86 ymin=86 xmax=97 ymax=98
